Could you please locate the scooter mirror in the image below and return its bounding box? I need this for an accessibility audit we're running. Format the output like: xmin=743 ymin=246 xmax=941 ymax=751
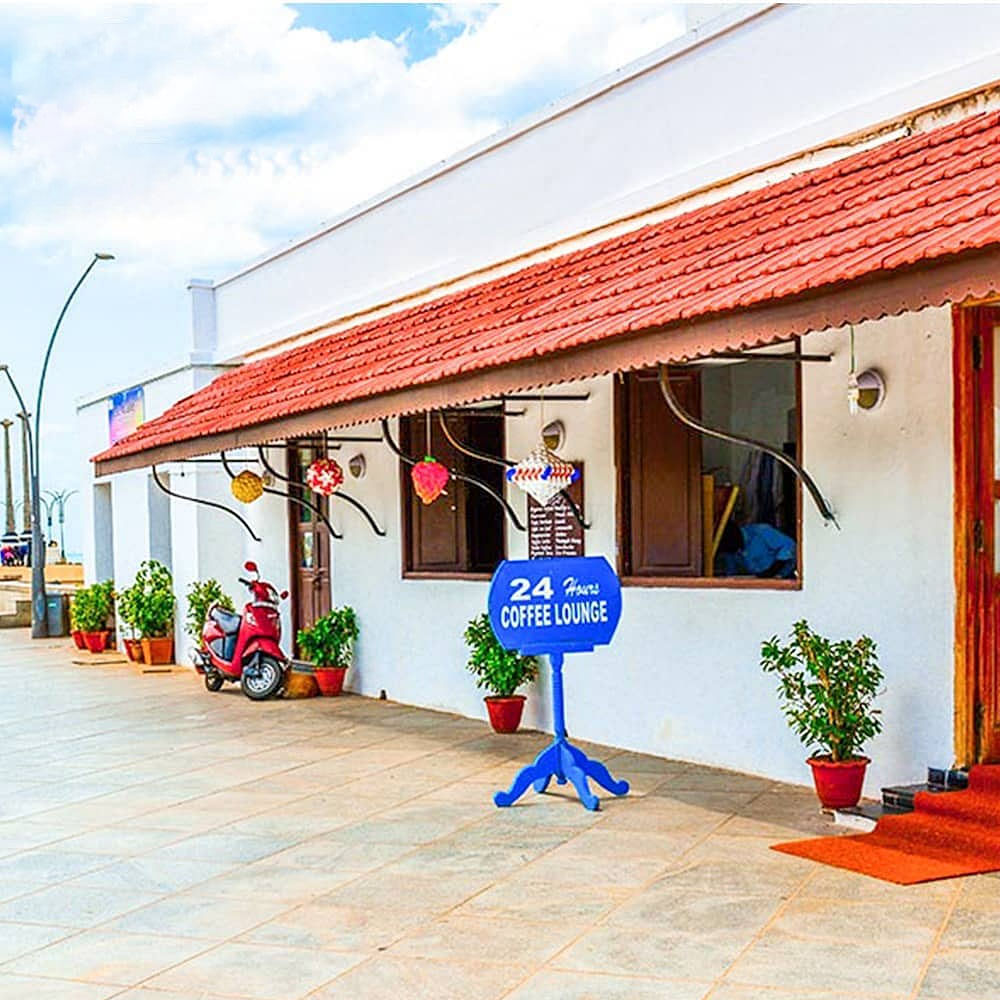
xmin=280 ymin=590 xmax=289 ymax=600
xmin=244 ymin=560 xmax=258 ymax=573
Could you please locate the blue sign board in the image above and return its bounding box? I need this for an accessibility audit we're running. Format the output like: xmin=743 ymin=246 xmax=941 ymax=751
xmin=488 ymin=556 xmax=622 ymax=656
xmin=108 ymin=385 xmax=145 ymax=444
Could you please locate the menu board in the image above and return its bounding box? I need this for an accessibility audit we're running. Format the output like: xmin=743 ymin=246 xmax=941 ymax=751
xmin=528 ymin=465 xmax=584 ymax=559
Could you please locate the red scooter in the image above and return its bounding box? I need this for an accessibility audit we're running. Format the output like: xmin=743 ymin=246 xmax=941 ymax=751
xmin=193 ymin=561 xmax=289 ymax=700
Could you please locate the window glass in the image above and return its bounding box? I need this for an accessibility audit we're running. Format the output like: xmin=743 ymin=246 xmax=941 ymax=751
xmin=619 ymin=359 xmax=800 ymax=582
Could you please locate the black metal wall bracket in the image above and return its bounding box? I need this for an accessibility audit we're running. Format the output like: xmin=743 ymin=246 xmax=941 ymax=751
xmin=151 ymin=464 xmax=262 ymax=542
xmin=256 ymin=446 xmax=386 ymax=537
xmin=656 ymin=365 xmax=839 ymax=527
xmin=220 ymin=451 xmax=343 ymax=540
xmin=381 ymin=417 xmax=526 ymax=532
xmin=436 ymin=412 xmax=591 ymax=530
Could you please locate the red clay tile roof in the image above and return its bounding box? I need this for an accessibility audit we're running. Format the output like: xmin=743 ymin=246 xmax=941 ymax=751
xmin=97 ymin=109 xmax=1000 ymax=466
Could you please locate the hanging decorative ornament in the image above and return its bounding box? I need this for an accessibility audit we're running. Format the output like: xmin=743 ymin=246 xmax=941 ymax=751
xmin=411 ymin=456 xmax=450 ymax=505
xmin=305 ymin=457 xmax=344 ymax=496
xmin=231 ymin=470 xmax=264 ymax=504
xmin=506 ymin=443 xmax=579 ymax=506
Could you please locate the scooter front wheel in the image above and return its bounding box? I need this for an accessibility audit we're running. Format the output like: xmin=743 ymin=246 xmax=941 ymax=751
xmin=241 ymin=654 xmax=284 ymax=701
xmin=204 ymin=670 xmax=224 ymax=692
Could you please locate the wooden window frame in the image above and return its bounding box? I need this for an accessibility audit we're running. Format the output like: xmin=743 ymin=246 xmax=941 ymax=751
xmin=399 ymin=413 xmax=507 ymax=580
xmin=615 ymin=359 xmax=803 ymax=591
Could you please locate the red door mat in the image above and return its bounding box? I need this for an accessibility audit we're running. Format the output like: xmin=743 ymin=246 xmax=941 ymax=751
xmin=772 ymin=765 xmax=1000 ymax=884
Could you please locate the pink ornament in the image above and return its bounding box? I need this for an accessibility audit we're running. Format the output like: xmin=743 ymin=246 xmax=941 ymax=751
xmin=411 ymin=457 xmax=450 ymax=505
xmin=305 ymin=458 xmax=344 ymax=496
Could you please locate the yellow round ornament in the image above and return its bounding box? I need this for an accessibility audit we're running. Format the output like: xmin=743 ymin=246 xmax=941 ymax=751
xmin=231 ymin=470 xmax=264 ymax=504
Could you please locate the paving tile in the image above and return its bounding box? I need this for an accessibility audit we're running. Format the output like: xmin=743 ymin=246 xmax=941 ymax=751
xmin=144 ymin=940 xmax=365 ymax=998
xmin=919 ymin=946 xmax=1000 ymax=998
xmin=3 ymin=929 xmax=209 ymax=986
xmin=105 ymin=893 xmax=292 ymax=940
xmin=0 ymin=975 xmax=117 ymax=999
xmin=388 ymin=913 xmax=586 ymax=965
xmin=237 ymin=900 xmax=436 ymax=952
xmin=505 ymin=969 xmax=708 ymax=1000
xmin=68 ymin=857 xmax=234 ymax=894
xmin=0 ymin=884 xmax=161 ymax=928
xmin=305 ymin=955 xmax=531 ymax=1000
xmin=455 ymin=877 xmax=631 ymax=924
xmin=0 ymin=921 xmax=74 ymax=962
xmin=726 ymin=928 xmax=926 ymax=994
xmin=555 ymin=922 xmax=747 ymax=980
xmin=607 ymin=885 xmax=782 ymax=935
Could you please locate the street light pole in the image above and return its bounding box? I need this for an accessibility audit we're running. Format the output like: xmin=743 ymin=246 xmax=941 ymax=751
xmin=29 ymin=253 xmax=114 ymax=638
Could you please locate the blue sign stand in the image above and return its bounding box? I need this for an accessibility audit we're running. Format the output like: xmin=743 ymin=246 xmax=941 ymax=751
xmin=488 ymin=556 xmax=629 ymax=811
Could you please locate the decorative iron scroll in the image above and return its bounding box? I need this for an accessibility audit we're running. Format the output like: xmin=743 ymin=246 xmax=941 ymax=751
xmin=381 ymin=416 xmax=526 ymax=532
xmin=219 ymin=451 xmax=343 ymax=540
xmin=656 ymin=364 xmax=838 ymax=527
xmin=437 ymin=412 xmax=591 ymax=530
xmin=256 ymin=446 xmax=386 ymax=537
xmin=151 ymin=464 xmax=262 ymax=542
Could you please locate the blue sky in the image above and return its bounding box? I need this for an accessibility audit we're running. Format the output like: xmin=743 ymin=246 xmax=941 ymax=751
xmin=0 ymin=3 xmax=685 ymax=557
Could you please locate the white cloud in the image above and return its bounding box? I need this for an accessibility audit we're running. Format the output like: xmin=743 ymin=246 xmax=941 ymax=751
xmin=0 ymin=3 xmax=684 ymax=274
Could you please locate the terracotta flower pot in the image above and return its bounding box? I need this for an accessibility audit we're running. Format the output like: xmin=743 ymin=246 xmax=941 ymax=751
xmin=82 ymin=631 xmax=109 ymax=653
xmin=314 ymin=666 xmax=347 ymax=696
xmin=123 ymin=638 xmax=143 ymax=662
xmin=485 ymin=695 xmax=526 ymax=734
xmin=71 ymin=630 xmax=86 ymax=650
xmin=141 ymin=637 xmax=174 ymax=665
xmin=808 ymin=755 xmax=870 ymax=809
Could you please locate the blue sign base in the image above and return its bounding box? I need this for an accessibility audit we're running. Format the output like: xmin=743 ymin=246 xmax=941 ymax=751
xmin=493 ymin=652 xmax=629 ymax=811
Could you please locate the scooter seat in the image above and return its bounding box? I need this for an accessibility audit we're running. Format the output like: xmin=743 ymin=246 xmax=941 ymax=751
xmin=210 ymin=607 xmax=242 ymax=635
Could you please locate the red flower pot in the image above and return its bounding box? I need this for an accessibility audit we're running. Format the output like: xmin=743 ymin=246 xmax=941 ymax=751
xmin=141 ymin=637 xmax=174 ymax=665
xmin=485 ymin=695 xmax=526 ymax=734
xmin=123 ymin=638 xmax=143 ymax=662
xmin=82 ymin=631 xmax=109 ymax=653
xmin=71 ymin=630 xmax=86 ymax=650
xmin=314 ymin=666 xmax=347 ymax=696
xmin=808 ymin=755 xmax=870 ymax=809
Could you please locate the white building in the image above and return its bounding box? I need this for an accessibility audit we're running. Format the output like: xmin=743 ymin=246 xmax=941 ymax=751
xmin=79 ymin=4 xmax=1000 ymax=794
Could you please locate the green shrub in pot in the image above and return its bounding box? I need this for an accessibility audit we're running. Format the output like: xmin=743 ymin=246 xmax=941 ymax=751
xmin=298 ymin=607 xmax=358 ymax=695
xmin=464 ymin=612 xmax=538 ymax=733
xmin=185 ymin=579 xmax=234 ymax=641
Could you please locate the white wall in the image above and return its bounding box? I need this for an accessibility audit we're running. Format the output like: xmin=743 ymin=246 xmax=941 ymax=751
xmin=325 ymin=308 xmax=955 ymax=795
xmin=212 ymin=4 xmax=1000 ymax=361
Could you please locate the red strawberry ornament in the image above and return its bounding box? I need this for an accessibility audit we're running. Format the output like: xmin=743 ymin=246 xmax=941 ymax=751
xmin=411 ymin=456 xmax=450 ymax=505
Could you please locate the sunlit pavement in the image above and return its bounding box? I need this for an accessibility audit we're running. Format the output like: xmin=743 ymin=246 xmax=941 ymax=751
xmin=0 ymin=628 xmax=997 ymax=1000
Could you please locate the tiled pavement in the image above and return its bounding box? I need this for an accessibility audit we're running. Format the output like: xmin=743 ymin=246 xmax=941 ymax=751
xmin=0 ymin=629 xmax=997 ymax=999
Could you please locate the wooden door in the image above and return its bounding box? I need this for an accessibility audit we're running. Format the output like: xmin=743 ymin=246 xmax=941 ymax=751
xmin=954 ymin=306 xmax=1000 ymax=763
xmin=288 ymin=439 xmax=332 ymax=646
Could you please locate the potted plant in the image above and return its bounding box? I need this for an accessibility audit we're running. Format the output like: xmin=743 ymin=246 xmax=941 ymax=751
xmin=297 ymin=607 xmax=358 ymax=695
xmin=185 ymin=578 xmax=234 ymax=644
xmin=761 ymin=619 xmax=883 ymax=809
xmin=75 ymin=580 xmax=115 ymax=653
xmin=69 ymin=592 xmax=86 ymax=649
xmin=115 ymin=581 xmax=143 ymax=662
xmin=464 ymin=613 xmax=538 ymax=733
xmin=131 ymin=559 xmax=176 ymax=665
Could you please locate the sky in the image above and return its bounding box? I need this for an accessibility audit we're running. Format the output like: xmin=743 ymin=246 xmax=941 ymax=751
xmin=0 ymin=2 xmax=687 ymax=557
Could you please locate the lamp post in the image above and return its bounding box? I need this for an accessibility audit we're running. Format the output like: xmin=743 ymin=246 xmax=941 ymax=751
xmin=2 ymin=252 xmax=114 ymax=638
xmin=1 ymin=419 xmax=14 ymax=536
xmin=44 ymin=489 xmax=77 ymax=563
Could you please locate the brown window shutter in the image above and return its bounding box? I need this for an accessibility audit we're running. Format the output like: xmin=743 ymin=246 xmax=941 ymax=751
xmin=623 ymin=370 xmax=702 ymax=577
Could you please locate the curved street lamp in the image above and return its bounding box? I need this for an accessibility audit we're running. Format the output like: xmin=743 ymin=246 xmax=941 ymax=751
xmin=3 ymin=253 xmax=114 ymax=637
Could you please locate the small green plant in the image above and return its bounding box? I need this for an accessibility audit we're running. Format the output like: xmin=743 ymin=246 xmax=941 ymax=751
xmin=298 ymin=607 xmax=358 ymax=668
xmin=73 ymin=580 xmax=114 ymax=633
xmin=116 ymin=581 xmax=138 ymax=638
xmin=185 ymin=579 xmax=234 ymax=641
xmin=463 ymin=613 xmax=538 ymax=698
xmin=760 ymin=620 xmax=883 ymax=762
xmin=130 ymin=560 xmax=175 ymax=639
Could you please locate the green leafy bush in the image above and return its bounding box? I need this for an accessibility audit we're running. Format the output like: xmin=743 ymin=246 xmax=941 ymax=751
xmin=298 ymin=607 xmax=358 ymax=668
xmin=463 ymin=613 xmax=538 ymax=698
xmin=72 ymin=580 xmax=114 ymax=633
xmin=116 ymin=581 xmax=138 ymax=638
xmin=130 ymin=560 xmax=175 ymax=639
xmin=760 ymin=620 xmax=883 ymax=763
xmin=185 ymin=579 xmax=234 ymax=640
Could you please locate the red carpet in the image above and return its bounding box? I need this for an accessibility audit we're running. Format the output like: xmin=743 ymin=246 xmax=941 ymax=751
xmin=772 ymin=765 xmax=1000 ymax=884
